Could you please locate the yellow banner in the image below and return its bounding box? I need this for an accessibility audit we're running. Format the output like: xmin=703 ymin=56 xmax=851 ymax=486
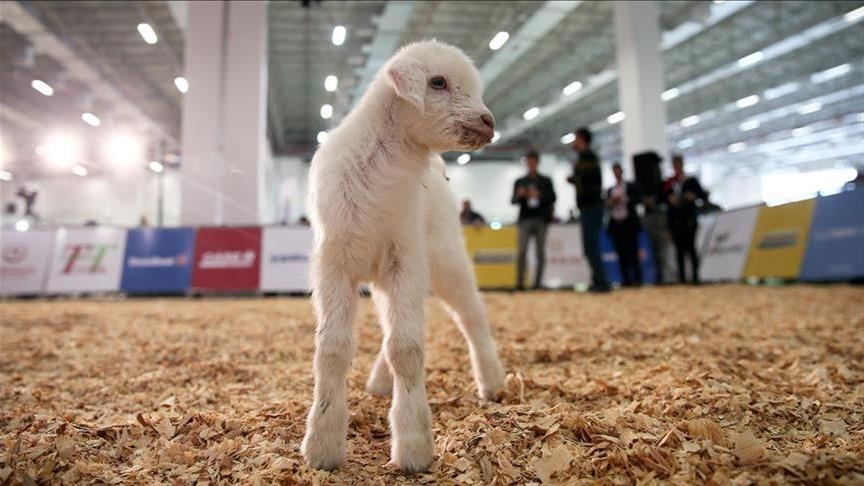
xmin=463 ymin=226 xmax=517 ymax=289
xmin=744 ymin=199 xmax=815 ymax=278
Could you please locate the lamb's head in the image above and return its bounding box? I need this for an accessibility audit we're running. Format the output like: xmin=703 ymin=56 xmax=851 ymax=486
xmin=383 ymin=40 xmax=495 ymax=152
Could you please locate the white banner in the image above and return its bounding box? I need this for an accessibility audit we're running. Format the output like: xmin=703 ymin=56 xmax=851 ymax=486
xmin=527 ymin=224 xmax=591 ymax=288
xmin=260 ymin=226 xmax=313 ymax=292
xmin=45 ymin=227 xmax=128 ymax=294
xmin=700 ymin=206 xmax=761 ymax=281
xmin=0 ymin=230 xmax=54 ymax=295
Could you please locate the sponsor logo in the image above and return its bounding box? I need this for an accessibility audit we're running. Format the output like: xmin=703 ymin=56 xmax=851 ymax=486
xmin=199 ymin=250 xmax=256 ymax=269
xmin=128 ymin=254 xmax=189 ymax=268
xmin=270 ymin=253 xmax=308 ymax=264
xmin=812 ymin=225 xmax=861 ymax=242
xmin=473 ymin=249 xmax=515 ymax=264
xmin=2 ymin=245 xmax=27 ymax=264
xmin=62 ymin=244 xmax=116 ymax=274
xmin=759 ymin=230 xmax=798 ymax=249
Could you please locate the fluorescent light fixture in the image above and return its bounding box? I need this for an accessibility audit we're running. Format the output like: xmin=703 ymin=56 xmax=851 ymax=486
xmin=15 ymin=219 xmax=29 ymax=232
xmin=739 ymin=119 xmax=760 ymax=131
xmin=561 ymin=132 xmax=576 ymax=145
xmin=680 ymin=115 xmax=701 ymax=127
xmin=811 ymin=63 xmax=852 ymax=84
xmin=491 ymin=131 xmax=501 ymax=143
xmin=661 ymin=87 xmax=680 ymax=101
xmin=72 ymin=165 xmax=89 ymax=177
xmin=331 ymin=25 xmax=347 ymax=46
xmin=845 ymin=6 xmax=864 ymax=22
xmin=562 ymin=81 xmax=582 ymax=96
xmin=677 ymin=138 xmax=695 ymax=149
xmin=737 ymin=51 xmax=764 ymax=68
xmin=324 ymin=75 xmax=338 ymax=92
xmin=0 ymin=170 xmax=12 ymax=181
xmin=798 ymin=101 xmax=822 ymax=115
xmin=791 ymin=126 xmax=813 ymax=137
xmin=607 ymin=111 xmax=625 ymax=124
xmin=317 ymin=131 xmax=328 ymax=144
xmin=40 ymin=133 xmax=81 ymax=168
xmin=489 ymin=31 xmax=509 ymax=50
xmin=713 ymin=0 xmax=726 ymax=4
xmin=320 ymin=104 xmax=333 ymax=119
xmin=457 ymin=153 xmax=471 ymax=165
xmin=104 ymin=134 xmax=143 ymax=165
xmin=137 ymin=23 xmax=158 ymax=44
xmin=31 ymin=79 xmax=53 ymax=96
xmin=735 ymin=94 xmax=760 ymax=109
xmin=81 ymin=112 xmax=101 ymax=127
xmin=522 ymin=107 xmax=540 ymax=120
xmin=728 ymin=142 xmax=747 ymax=153
xmin=148 ymin=161 xmax=164 ymax=173
xmin=174 ymin=76 xmax=189 ymax=93
xmin=764 ymin=82 xmax=799 ymax=100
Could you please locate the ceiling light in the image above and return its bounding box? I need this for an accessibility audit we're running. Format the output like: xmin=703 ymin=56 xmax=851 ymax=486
xmin=764 ymin=82 xmax=799 ymax=100
xmin=607 ymin=111 xmax=625 ymax=124
xmin=661 ymin=87 xmax=680 ymax=101
xmin=317 ymin=131 xmax=328 ymax=144
xmin=845 ymin=6 xmax=864 ymax=22
xmin=523 ymin=107 xmax=540 ymax=120
xmin=735 ymin=94 xmax=760 ymax=109
xmin=489 ymin=31 xmax=509 ymax=50
xmin=104 ymin=134 xmax=143 ymax=166
xmin=457 ymin=154 xmax=471 ymax=165
xmin=320 ymin=104 xmax=333 ymax=119
xmin=15 ymin=219 xmax=29 ymax=232
xmin=680 ymin=115 xmax=701 ymax=127
xmin=40 ymin=133 xmax=81 ymax=168
xmin=31 ymin=79 xmax=53 ymax=96
xmin=148 ymin=161 xmax=164 ymax=173
xmin=798 ymin=101 xmax=822 ymax=115
xmin=0 ymin=170 xmax=12 ymax=181
xmin=857 ymin=113 xmax=864 ymax=123
xmin=561 ymin=133 xmax=576 ymax=145
xmin=491 ymin=131 xmax=501 ymax=143
xmin=324 ymin=75 xmax=338 ymax=92
xmin=728 ymin=142 xmax=747 ymax=153
xmin=677 ymin=138 xmax=695 ymax=149
xmin=72 ymin=165 xmax=89 ymax=177
xmin=137 ymin=23 xmax=158 ymax=44
xmin=174 ymin=76 xmax=189 ymax=93
xmin=332 ymin=25 xmax=347 ymax=46
xmin=739 ymin=119 xmax=760 ymax=131
xmin=713 ymin=0 xmax=726 ymax=4
xmin=811 ymin=63 xmax=852 ymax=84
xmin=81 ymin=112 xmax=101 ymax=127
xmin=737 ymin=51 xmax=764 ymax=68
xmin=562 ymin=81 xmax=582 ymax=96
xmin=791 ymin=126 xmax=813 ymax=137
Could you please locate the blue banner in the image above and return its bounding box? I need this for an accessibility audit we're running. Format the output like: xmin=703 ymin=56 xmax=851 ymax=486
xmin=801 ymin=188 xmax=864 ymax=281
xmin=601 ymin=230 xmax=657 ymax=285
xmin=121 ymin=228 xmax=196 ymax=293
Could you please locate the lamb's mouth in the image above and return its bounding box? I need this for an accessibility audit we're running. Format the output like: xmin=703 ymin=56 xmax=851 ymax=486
xmin=459 ymin=126 xmax=493 ymax=147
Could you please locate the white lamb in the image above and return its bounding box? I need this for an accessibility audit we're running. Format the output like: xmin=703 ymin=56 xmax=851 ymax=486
xmin=300 ymin=40 xmax=506 ymax=472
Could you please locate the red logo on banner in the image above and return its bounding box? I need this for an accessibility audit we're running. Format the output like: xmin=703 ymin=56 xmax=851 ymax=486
xmin=62 ymin=244 xmax=114 ymax=274
xmin=2 ymin=245 xmax=27 ymax=264
xmin=191 ymin=227 xmax=261 ymax=291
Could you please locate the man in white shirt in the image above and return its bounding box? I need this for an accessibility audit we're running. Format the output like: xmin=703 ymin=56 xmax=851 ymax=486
xmin=606 ymin=162 xmax=643 ymax=286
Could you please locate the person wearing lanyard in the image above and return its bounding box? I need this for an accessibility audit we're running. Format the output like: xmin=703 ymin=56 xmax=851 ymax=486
xmin=606 ymin=162 xmax=643 ymax=287
xmin=511 ymin=151 xmax=556 ymax=290
xmin=663 ymin=155 xmax=707 ymax=284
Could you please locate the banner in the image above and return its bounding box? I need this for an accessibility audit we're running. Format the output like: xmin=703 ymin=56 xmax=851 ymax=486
xmin=600 ymin=230 xmax=657 ymax=285
xmin=801 ymin=189 xmax=864 ymax=281
xmin=744 ymin=199 xmax=815 ymax=279
xmin=121 ymin=228 xmax=196 ymax=293
xmin=463 ymin=226 xmax=517 ymax=288
xmin=700 ymin=205 xmax=761 ymax=281
xmin=191 ymin=227 xmax=261 ymax=292
xmin=0 ymin=230 xmax=54 ymax=295
xmin=528 ymin=224 xmax=591 ymax=288
xmin=261 ymin=226 xmax=313 ymax=292
xmin=45 ymin=227 xmax=127 ymax=294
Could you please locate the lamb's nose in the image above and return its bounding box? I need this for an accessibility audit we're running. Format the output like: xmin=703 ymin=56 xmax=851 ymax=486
xmin=481 ymin=114 xmax=495 ymax=130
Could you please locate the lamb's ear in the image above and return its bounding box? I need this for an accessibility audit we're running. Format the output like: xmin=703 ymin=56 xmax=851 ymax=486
xmin=387 ymin=59 xmax=425 ymax=112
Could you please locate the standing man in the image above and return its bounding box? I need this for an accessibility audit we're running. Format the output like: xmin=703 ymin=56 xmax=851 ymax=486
xmin=663 ymin=154 xmax=707 ymax=284
xmin=511 ymin=151 xmax=556 ymax=290
xmin=607 ymin=162 xmax=643 ymax=286
xmin=568 ymin=128 xmax=611 ymax=292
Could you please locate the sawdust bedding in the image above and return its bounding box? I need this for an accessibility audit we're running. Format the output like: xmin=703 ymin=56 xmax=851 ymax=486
xmin=1 ymin=285 xmax=862 ymax=484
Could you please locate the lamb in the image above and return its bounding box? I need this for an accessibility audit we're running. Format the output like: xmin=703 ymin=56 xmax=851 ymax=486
xmin=300 ymin=40 xmax=506 ymax=473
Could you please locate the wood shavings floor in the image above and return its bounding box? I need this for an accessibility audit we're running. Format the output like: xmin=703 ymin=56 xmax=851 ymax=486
xmin=1 ymin=286 xmax=862 ymax=484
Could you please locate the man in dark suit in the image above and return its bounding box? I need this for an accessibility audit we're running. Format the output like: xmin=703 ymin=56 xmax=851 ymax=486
xmin=606 ymin=162 xmax=642 ymax=286
xmin=511 ymin=151 xmax=556 ymax=290
xmin=663 ymin=155 xmax=707 ymax=284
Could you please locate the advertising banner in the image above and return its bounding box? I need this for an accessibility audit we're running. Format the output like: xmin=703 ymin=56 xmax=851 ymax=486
xmin=600 ymin=230 xmax=657 ymax=286
xmin=261 ymin=226 xmax=313 ymax=292
xmin=700 ymin=205 xmax=761 ymax=281
xmin=744 ymin=199 xmax=815 ymax=279
xmin=530 ymin=224 xmax=591 ymax=288
xmin=191 ymin=227 xmax=261 ymax=292
xmin=463 ymin=226 xmax=517 ymax=289
xmin=121 ymin=228 xmax=196 ymax=293
xmin=0 ymin=230 xmax=54 ymax=295
xmin=45 ymin=227 xmax=127 ymax=294
xmin=801 ymin=189 xmax=864 ymax=281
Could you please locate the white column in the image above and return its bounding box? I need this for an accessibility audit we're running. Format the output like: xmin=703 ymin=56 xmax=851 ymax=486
xmin=614 ymin=0 xmax=669 ymax=175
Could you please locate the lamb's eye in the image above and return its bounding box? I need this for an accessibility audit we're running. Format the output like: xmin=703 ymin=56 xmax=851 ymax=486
xmin=429 ymin=76 xmax=447 ymax=90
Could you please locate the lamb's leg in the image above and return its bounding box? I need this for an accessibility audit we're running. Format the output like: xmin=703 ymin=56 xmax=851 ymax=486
xmin=301 ymin=267 xmax=357 ymax=470
xmin=366 ymin=288 xmax=393 ymax=396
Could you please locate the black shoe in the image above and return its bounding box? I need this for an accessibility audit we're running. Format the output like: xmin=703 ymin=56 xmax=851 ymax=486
xmin=588 ymin=284 xmax=612 ymax=293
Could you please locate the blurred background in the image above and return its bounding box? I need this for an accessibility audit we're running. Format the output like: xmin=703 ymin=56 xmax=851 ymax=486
xmin=0 ymin=0 xmax=861 ymax=228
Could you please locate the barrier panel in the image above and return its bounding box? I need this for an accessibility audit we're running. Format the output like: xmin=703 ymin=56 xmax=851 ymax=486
xmin=744 ymin=199 xmax=815 ymax=279
xmin=121 ymin=228 xmax=196 ymax=294
xmin=0 ymin=230 xmax=54 ymax=295
xmin=528 ymin=224 xmax=591 ymax=288
xmin=45 ymin=227 xmax=127 ymax=294
xmin=600 ymin=230 xmax=658 ymax=285
xmin=700 ymin=205 xmax=761 ymax=281
xmin=261 ymin=226 xmax=313 ymax=292
xmin=463 ymin=226 xmax=517 ymax=289
xmin=191 ymin=227 xmax=261 ymax=292
xmin=801 ymin=189 xmax=864 ymax=281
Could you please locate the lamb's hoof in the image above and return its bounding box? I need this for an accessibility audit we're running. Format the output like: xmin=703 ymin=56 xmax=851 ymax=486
xmin=392 ymin=433 xmax=435 ymax=473
xmin=301 ymin=431 xmax=346 ymax=471
xmin=478 ymin=364 xmax=506 ymax=402
xmin=365 ymin=380 xmax=392 ymax=397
